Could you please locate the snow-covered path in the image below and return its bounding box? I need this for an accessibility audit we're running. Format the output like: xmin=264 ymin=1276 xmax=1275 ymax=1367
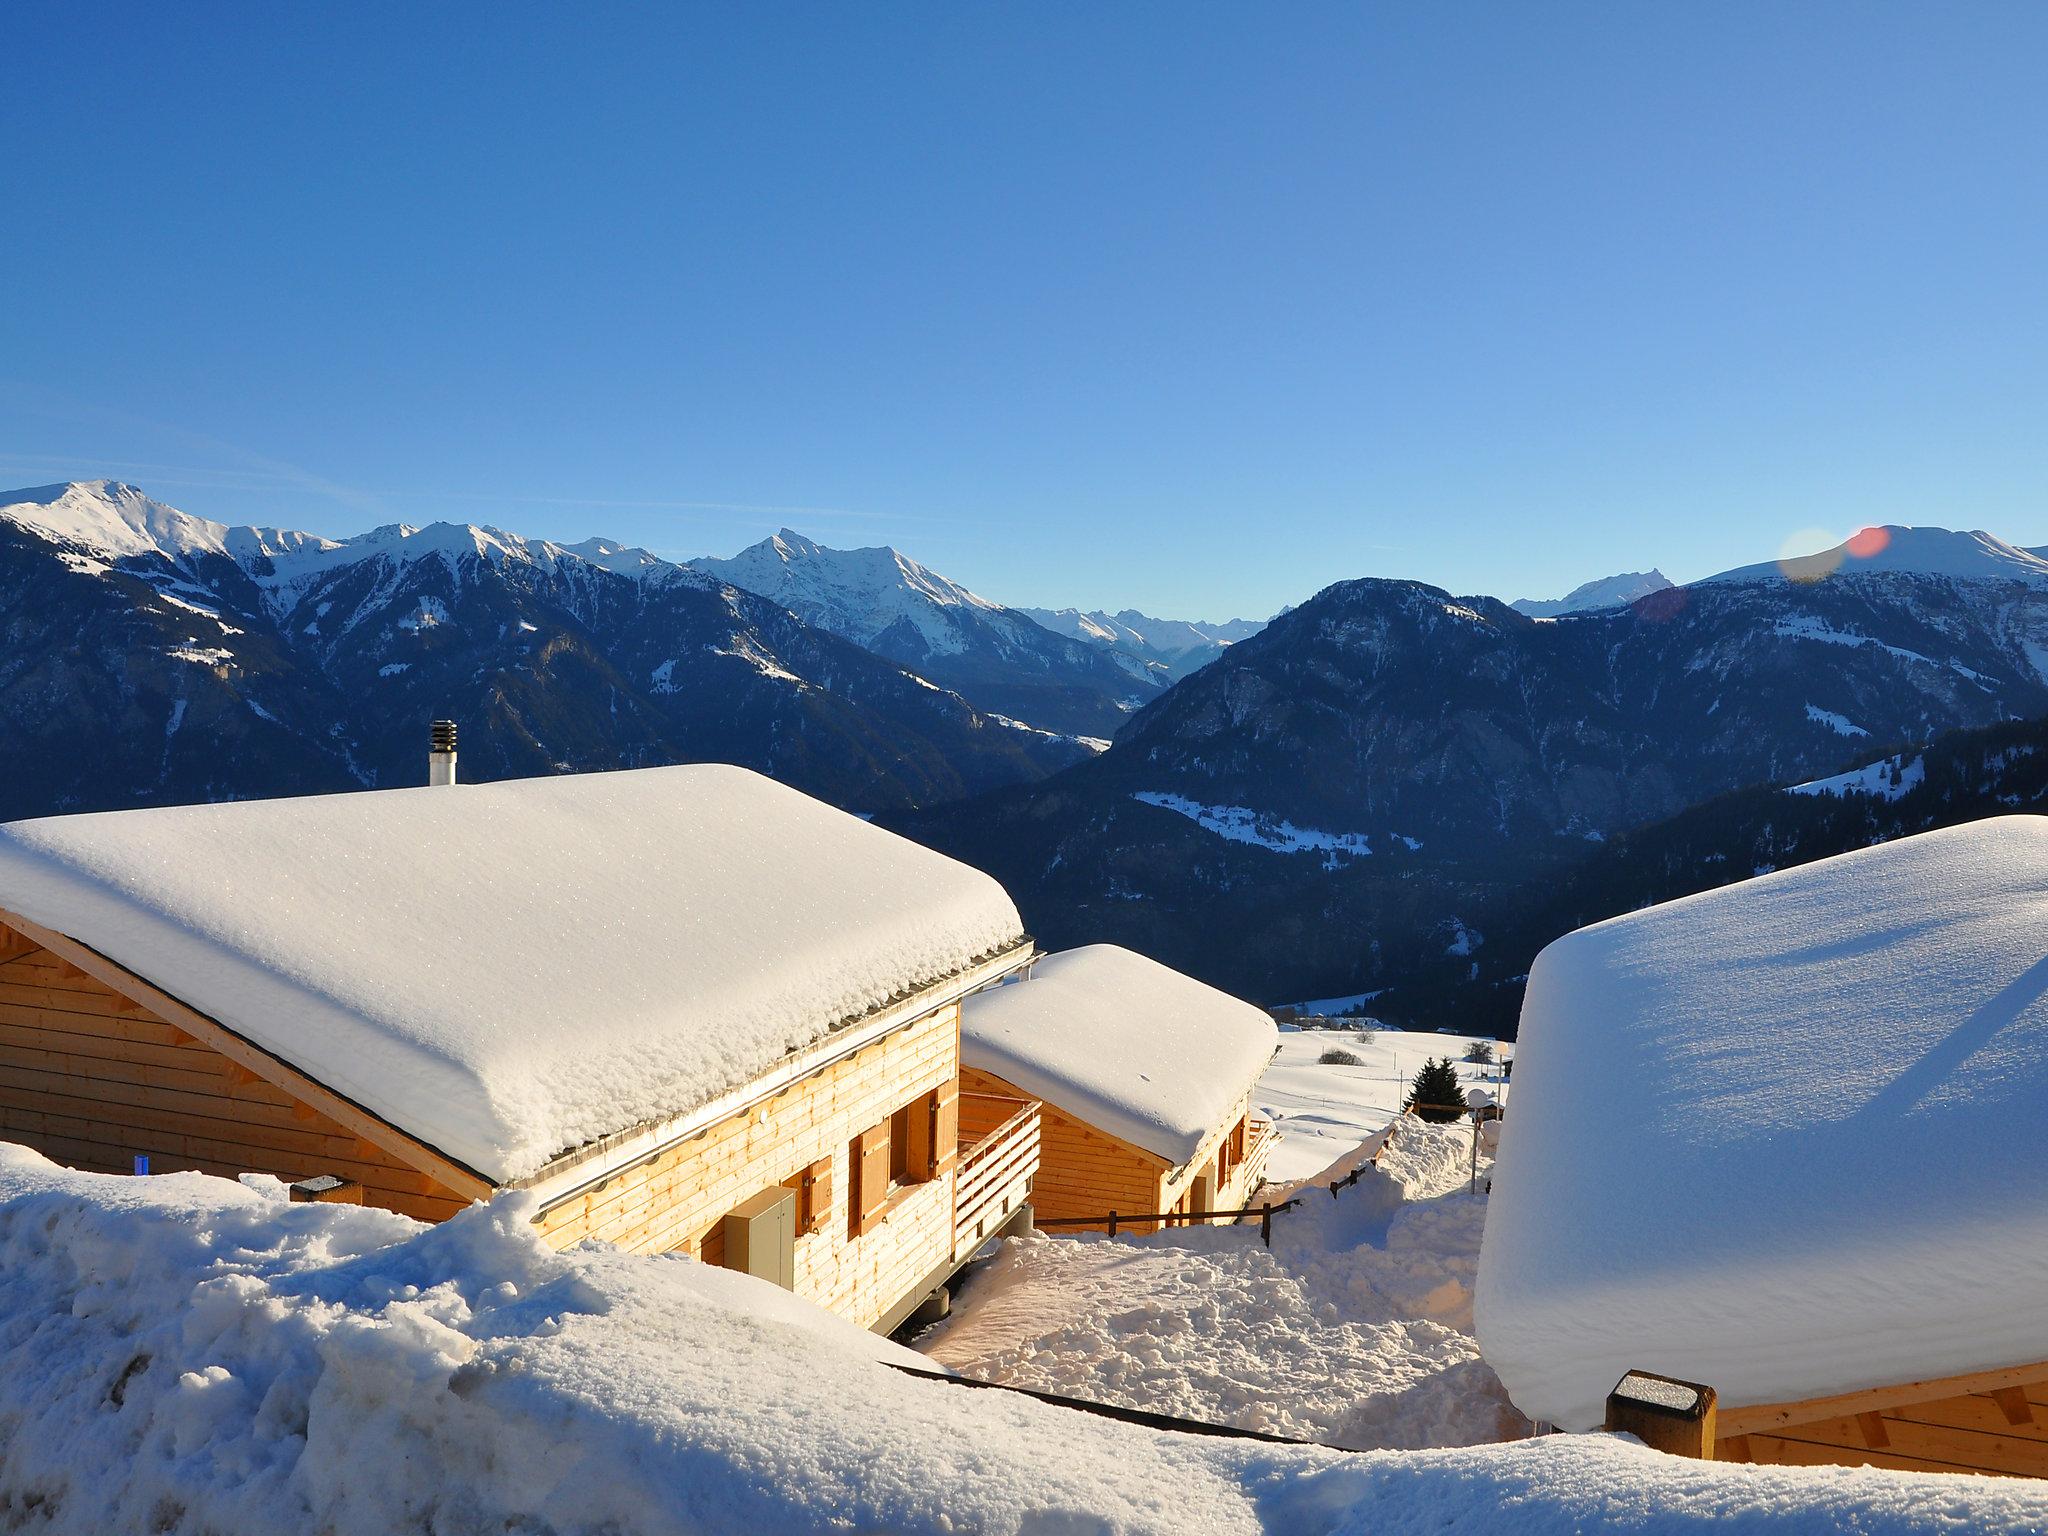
xmin=919 ymin=1121 xmax=1528 ymax=1451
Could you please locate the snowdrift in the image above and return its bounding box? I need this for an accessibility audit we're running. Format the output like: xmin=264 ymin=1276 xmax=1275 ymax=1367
xmin=6 ymin=1144 xmax=2048 ymax=1533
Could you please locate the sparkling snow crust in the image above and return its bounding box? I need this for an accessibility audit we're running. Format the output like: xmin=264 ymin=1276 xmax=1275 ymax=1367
xmin=0 ymin=766 xmax=1025 ymax=1182
xmin=1477 ymin=816 xmax=2048 ymax=1430
xmin=962 ymin=945 xmax=1276 ymax=1165
xmin=7 ymin=1146 xmax=2048 ymax=1535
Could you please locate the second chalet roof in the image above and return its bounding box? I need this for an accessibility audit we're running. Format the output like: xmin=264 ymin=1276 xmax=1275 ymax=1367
xmin=0 ymin=765 xmax=1027 ymax=1184
xmin=1476 ymin=815 xmax=2048 ymax=1432
xmin=961 ymin=945 xmax=1277 ymax=1165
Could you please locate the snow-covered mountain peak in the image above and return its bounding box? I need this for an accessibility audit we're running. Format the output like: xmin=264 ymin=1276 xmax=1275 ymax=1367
xmin=1705 ymin=526 xmax=2048 ymax=586
xmin=1 ymin=480 xmax=237 ymax=564
xmin=689 ymin=529 xmax=1005 ymax=648
xmin=1510 ymin=570 xmax=1674 ymax=618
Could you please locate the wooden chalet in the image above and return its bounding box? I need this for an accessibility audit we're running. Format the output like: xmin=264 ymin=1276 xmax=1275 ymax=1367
xmin=1477 ymin=816 xmax=2048 ymax=1479
xmin=959 ymin=945 xmax=1277 ymax=1232
xmin=0 ymin=762 xmax=1043 ymax=1333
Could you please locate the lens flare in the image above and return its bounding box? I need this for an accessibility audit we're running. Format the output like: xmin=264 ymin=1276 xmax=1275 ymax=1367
xmin=1776 ymin=528 xmax=1845 ymax=584
xmin=1845 ymin=526 xmax=1892 ymax=561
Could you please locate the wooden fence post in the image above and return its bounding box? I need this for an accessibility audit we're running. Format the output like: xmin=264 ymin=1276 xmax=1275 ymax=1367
xmin=1260 ymin=1204 xmax=1273 ymax=1247
xmin=1605 ymin=1371 xmax=1718 ymax=1459
xmin=1107 ymin=1211 xmax=1118 ymax=1238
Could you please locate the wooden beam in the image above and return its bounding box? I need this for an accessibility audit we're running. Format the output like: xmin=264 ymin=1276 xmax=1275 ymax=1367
xmin=1606 ymin=1371 xmax=1718 ymax=1459
xmin=1993 ymin=1388 xmax=2037 ymax=1428
xmin=0 ymin=907 xmax=495 ymax=1205
xmin=1719 ymin=1361 xmax=2048 ymax=1438
xmin=1857 ymin=1411 xmax=1891 ymax=1449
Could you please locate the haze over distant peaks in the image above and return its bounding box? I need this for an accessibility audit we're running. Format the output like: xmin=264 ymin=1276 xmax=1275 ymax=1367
xmin=1510 ymin=570 xmax=1674 ymax=618
xmin=1018 ymin=606 xmax=1267 ymax=681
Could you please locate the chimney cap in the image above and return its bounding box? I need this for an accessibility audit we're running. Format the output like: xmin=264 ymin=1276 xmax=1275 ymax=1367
xmin=430 ymin=720 xmax=458 ymax=753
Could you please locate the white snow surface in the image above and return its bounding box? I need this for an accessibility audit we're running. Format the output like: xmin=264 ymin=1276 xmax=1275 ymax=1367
xmin=1705 ymin=524 xmax=2048 ymax=585
xmin=1479 ymin=816 xmax=2048 ymax=1431
xmin=1133 ymin=792 xmax=1374 ymax=862
xmin=1803 ymin=703 xmax=1869 ymax=737
xmin=1788 ymin=752 xmax=1927 ymax=801
xmin=9 ymin=1147 xmax=2048 ymax=1535
xmin=921 ymin=1121 xmax=1527 ymax=1451
xmin=0 ymin=766 xmax=1024 ymax=1182
xmin=963 ymin=945 xmax=1276 ymax=1165
xmin=1509 ymin=570 xmax=1673 ymax=618
xmin=1256 ymin=1028 xmax=1509 ymax=1185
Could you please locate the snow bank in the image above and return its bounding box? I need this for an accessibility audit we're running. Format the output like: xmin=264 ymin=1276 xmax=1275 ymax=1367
xmin=1479 ymin=816 xmax=2048 ymax=1431
xmin=963 ymin=945 xmax=1276 ymax=1164
xmin=1256 ymin=1027 xmax=1508 ymax=1185
xmin=0 ymin=766 xmax=1025 ymax=1181
xmin=10 ymin=1145 xmax=2047 ymax=1535
xmin=925 ymin=1119 xmax=1521 ymax=1452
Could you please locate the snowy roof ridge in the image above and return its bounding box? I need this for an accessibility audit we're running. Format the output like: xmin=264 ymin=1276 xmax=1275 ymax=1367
xmin=1477 ymin=815 xmax=2048 ymax=1430
xmin=0 ymin=766 xmax=1028 ymax=1183
xmin=961 ymin=944 xmax=1276 ymax=1165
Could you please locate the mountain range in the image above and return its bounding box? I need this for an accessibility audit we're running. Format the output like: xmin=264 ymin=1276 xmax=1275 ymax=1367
xmin=1014 ymin=607 xmax=1269 ymax=681
xmin=887 ymin=525 xmax=2048 ymax=1022
xmin=10 ymin=478 xmax=2048 ymax=1029
xmin=688 ymin=531 xmax=1165 ymax=739
xmin=0 ymin=482 xmax=1089 ymax=819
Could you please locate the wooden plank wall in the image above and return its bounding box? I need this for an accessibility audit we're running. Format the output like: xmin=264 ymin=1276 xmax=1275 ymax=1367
xmin=537 ymin=1003 xmax=963 ymax=1331
xmin=1159 ymin=1088 xmax=1259 ymax=1222
xmin=1724 ymin=1377 xmax=2048 ymax=1479
xmin=0 ymin=929 xmax=468 ymax=1221
xmin=961 ymin=1065 xmax=1161 ymax=1230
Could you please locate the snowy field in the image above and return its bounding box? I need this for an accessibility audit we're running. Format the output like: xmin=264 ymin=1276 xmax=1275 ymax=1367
xmin=1255 ymin=1025 xmax=1510 ymax=1185
xmin=919 ymin=1120 xmax=1525 ymax=1451
xmin=6 ymin=1142 xmax=2048 ymax=1533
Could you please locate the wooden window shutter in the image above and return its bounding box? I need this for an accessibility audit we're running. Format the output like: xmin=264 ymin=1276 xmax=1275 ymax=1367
xmin=930 ymin=1079 xmax=960 ymax=1177
xmin=850 ymin=1123 xmax=891 ymax=1237
xmin=798 ymin=1155 xmax=832 ymax=1235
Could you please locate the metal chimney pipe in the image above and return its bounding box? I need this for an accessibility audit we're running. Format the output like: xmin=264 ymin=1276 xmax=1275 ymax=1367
xmin=429 ymin=720 xmax=458 ymax=786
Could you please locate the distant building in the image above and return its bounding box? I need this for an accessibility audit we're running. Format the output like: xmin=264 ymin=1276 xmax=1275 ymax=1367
xmin=1477 ymin=817 xmax=2048 ymax=1478
xmin=0 ymin=764 xmax=1040 ymax=1333
xmin=961 ymin=945 xmax=1277 ymax=1232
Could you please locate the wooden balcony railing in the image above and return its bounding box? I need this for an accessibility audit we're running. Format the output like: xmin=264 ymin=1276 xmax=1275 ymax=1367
xmin=953 ymin=1092 xmax=1039 ymax=1257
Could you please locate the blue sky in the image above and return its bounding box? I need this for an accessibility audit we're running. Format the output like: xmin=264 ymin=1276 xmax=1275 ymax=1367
xmin=4 ymin=4 xmax=2046 ymax=620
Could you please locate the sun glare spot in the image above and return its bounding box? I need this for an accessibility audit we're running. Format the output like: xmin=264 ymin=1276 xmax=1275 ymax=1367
xmin=1776 ymin=528 xmax=1845 ymax=584
xmin=1845 ymin=526 xmax=1892 ymax=560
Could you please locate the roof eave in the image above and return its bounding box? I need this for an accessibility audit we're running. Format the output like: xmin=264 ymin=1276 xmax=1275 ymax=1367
xmin=515 ymin=935 xmax=1036 ymax=1212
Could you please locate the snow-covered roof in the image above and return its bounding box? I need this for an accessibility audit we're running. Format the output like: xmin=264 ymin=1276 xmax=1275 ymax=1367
xmin=0 ymin=766 xmax=1026 ymax=1183
xmin=1477 ymin=816 xmax=2048 ymax=1431
xmin=961 ymin=945 xmax=1276 ymax=1165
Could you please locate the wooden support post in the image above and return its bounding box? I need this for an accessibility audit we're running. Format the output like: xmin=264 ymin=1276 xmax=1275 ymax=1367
xmin=1106 ymin=1211 xmax=1118 ymax=1238
xmin=1605 ymin=1371 xmax=1718 ymax=1459
xmin=1260 ymin=1204 xmax=1273 ymax=1247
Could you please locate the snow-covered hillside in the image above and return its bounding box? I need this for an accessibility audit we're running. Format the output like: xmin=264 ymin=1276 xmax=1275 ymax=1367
xmin=1509 ymin=570 xmax=1673 ymax=617
xmin=1256 ymin=1027 xmax=1508 ymax=1184
xmin=9 ymin=1144 xmax=2048 ymax=1534
xmin=1705 ymin=525 xmax=2048 ymax=586
xmin=692 ymin=530 xmax=1163 ymax=736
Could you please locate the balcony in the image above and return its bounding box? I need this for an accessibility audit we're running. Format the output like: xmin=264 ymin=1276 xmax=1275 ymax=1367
xmin=953 ymin=1091 xmax=1039 ymax=1258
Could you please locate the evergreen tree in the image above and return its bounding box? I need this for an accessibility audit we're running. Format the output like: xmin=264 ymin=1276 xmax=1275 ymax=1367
xmin=1406 ymin=1057 xmax=1464 ymax=1123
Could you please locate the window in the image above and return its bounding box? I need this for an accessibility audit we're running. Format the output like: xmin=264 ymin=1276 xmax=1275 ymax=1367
xmin=848 ymin=1082 xmax=961 ymax=1237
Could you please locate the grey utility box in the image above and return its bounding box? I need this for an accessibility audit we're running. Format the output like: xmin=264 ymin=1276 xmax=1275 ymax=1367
xmin=724 ymin=1186 xmax=798 ymax=1291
